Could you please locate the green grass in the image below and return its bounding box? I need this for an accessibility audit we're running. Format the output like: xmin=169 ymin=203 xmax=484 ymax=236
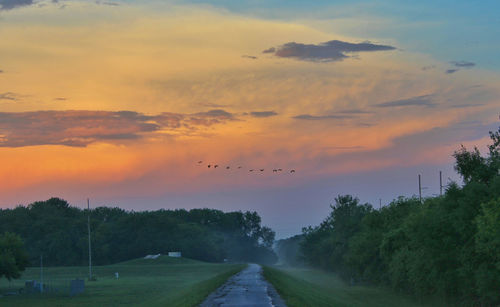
xmin=263 ymin=266 xmax=443 ymax=307
xmin=0 ymin=256 xmax=245 ymax=307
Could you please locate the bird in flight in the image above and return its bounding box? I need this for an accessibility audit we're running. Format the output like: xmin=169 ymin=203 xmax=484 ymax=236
xmin=214 ymin=165 xmax=219 ymax=168
xmin=208 ymin=164 xmax=211 ymax=168
xmin=198 ymin=161 xmax=203 ymax=164
xmin=260 ymin=169 xmax=264 ymax=172
xmin=290 ymin=170 xmax=296 ymax=173
xmin=226 ymin=166 xmax=230 ymax=169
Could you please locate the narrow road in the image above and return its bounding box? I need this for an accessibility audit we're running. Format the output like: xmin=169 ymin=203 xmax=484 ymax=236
xmin=200 ymin=263 xmax=287 ymax=307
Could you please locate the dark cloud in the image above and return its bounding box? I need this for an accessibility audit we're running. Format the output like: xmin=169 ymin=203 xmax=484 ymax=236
xmin=0 ymin=0 xmax=34 ymax=10
xmin=54 ymin=97 xmax=68 ymax=101
xmin=451 ymin=61 xmax=475 ymax=68
xmin=292 ymin=114 xmax=353 ymax=120
xmin=262 ymin=47 xmax=276 ymax=54
xmin=242 ymin=55 xmax=258 ymax=60
xmin=0 ymin=92 xmax=19 ymax=101
xmin=374 ymin=95 xmax=436 ymax=108
xmin=446 ymin=69 xmax=459 ymax=74
xmin=263 ymin=40 xmax=395 ymax=62
xmin=0 ymin=109 xmax=236 ymax=147
xmin=250 ymin=111 xmax=278 ymax=118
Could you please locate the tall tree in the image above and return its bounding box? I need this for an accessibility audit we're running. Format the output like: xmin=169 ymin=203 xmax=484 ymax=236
xmin=0 ymin=232 xmax=29 ymax=281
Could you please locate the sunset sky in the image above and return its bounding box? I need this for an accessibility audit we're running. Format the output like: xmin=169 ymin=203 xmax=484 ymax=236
xmin=0 ymin=0 xmax=499 ymax=237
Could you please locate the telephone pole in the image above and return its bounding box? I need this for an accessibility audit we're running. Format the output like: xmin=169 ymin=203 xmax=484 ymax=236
xmin=87 ymin=198 xmax=92 ymax=281
xmin=379 ymin=198 xmax=382 ymax=210
xmin=418 ymin=174 xmax=422 ymax=203
xmin=439 ymin=171 xmax=443 ymax=196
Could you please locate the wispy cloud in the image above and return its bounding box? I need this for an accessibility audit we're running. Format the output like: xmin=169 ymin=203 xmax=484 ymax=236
xmin=292 ymin=114 xmax=354 ymax=120
xmin=336 ymin=108 xmax=373 ymax=114
xmin=95 ymin=0 xmax=120 ymax=6
xmin=421 ymin=65 xmax=436 ymax=71
xmin=0 ymin=109 xmax=237 ymax=147
xmin=374 ymin=94 xmax=435 ymax=108
xmin=263 ymin=40 xmax=396 ymax=62
xmin=242 ymin=55 xmax=258 ymax=60
xmin=451 ymin=61 xmax=475 ymax=68
xmin=448 ymin=103 xmax=484 ymax=109
xmin=250 ymin=111 xmax=277 ymax=118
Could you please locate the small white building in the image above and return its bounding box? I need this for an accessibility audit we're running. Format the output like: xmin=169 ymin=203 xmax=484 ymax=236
xmin=168 ymin=251 xmax=181 ymax=258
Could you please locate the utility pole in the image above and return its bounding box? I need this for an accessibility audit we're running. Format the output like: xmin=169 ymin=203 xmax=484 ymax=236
xmin=439 ymin=171 xmax=443 ymax=196
xmin=87 ymin=198 xmax=92 ymax=281
xmin=40 ymin=254 xmax=43 ymax=293
xmin=418 ymin=174 xmax=422 ymax=203
xmin=379 ymin=198 xmax=382 ymax=210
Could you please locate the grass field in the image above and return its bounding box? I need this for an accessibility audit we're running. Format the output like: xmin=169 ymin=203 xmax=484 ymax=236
xmin=0 ymin=256 xmax=245 ymax=307
xmin=263 ymin=266 xmax=444 ymax=307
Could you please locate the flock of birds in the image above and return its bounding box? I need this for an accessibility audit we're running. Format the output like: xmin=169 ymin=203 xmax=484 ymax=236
xmin=197 ymin=161 xmax=296 ymax=173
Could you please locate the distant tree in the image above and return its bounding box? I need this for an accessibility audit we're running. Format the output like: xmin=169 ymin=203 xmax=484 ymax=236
xmin=453 ymin=127 xmax=500 ymax=185
xmin=260 ymin=227 xmax=275 ymax=248
xmin=0 ymin=232 xmax=29 ymax=281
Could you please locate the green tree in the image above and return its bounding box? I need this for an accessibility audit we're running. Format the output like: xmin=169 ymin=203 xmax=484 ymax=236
xmin=0 ymin=232 xmax=29 ymax=281
xmin=475 ymin=198 xmax=500 ymax=304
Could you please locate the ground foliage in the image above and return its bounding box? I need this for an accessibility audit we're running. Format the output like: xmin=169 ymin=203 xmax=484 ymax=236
xmin=0 ymin=203 xmax=277 ymax=267
xmin=299 ymin=127 xmax=500 ymax=305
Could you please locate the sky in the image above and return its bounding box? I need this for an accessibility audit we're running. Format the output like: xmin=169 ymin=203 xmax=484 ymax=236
xmin=0 ymin=0 xmax=499 ymax=238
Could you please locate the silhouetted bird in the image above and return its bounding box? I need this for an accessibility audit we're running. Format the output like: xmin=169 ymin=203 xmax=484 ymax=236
xmin=238 ymin=166 xmax=242 ymax=169
xmin=249 ymin=169 xmax=254 ymax=172
xmin=226 ymin=166 xmax=230 ymax=169
xmin=278 ymin=169 xmax=282 ymax=172
xmin=260 ymin=169 xmax=264 ymax=172
xmin=273 ymin=169 xmax=278 ymax=173
xmin=208 ymin=164 xmax=211 ymax=168
xmin=290 ymin=170 xmax=295 ymax=173
xmin=198 ymin=161 xmax=203 ymax=164
xmin=214 ymin=165 xmax=219 ymax=168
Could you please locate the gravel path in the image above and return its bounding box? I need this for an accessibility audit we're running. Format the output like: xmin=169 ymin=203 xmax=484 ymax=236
xmin=200 ymin=263 xmax=287 ymax=307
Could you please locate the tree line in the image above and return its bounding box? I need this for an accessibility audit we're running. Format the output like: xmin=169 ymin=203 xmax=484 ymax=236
xmin=279 ymin=127 xmax=500 ymax=306
xmin=0 ymin=201 xmax=277 ymax=271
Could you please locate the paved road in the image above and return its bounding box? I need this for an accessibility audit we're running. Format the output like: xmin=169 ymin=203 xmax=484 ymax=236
xmin=200 ymin=263 xmax=287 ymax=307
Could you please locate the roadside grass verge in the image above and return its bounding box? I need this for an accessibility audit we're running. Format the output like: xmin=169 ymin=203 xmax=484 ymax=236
xmin=263 ymin=266 xmax=443 ymax=307
xmin=0 ymin=256 xmax=245 ymax=307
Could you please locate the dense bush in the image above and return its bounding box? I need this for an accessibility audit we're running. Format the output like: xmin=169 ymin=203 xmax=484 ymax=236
xmin=300 ymin=127 xmax=500 ymax=305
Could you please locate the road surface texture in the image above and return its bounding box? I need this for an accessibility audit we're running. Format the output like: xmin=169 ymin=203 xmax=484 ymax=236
xmin=200 ymin=263 xmax=287 ymax=307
